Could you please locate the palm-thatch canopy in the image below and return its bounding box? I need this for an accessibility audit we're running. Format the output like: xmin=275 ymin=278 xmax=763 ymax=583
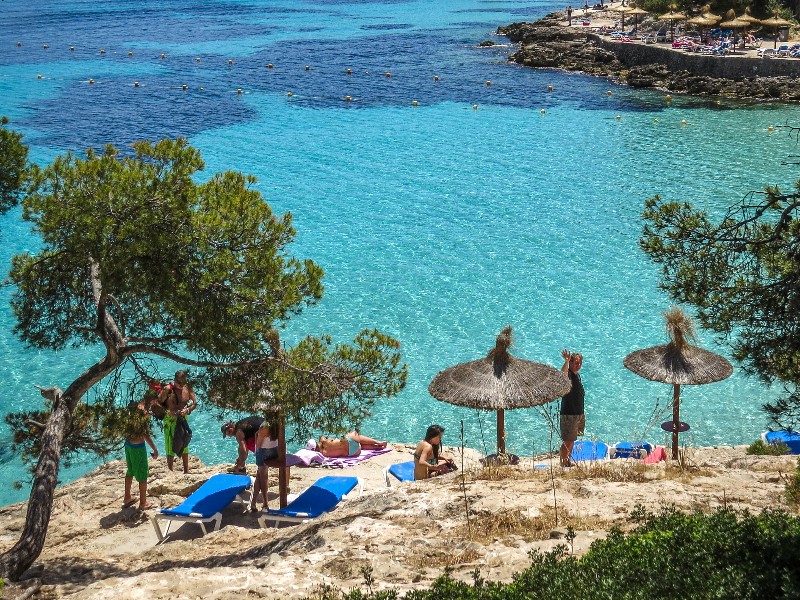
xmin=429 ymin=326 xmax=569 ymax=453
xmin=700 ymin=5 xmax=722 ymax=21
xmin=659 ymin=10 xmax=687 ymax=20
xmin=623 ymin=308 xmax=732 ymax=460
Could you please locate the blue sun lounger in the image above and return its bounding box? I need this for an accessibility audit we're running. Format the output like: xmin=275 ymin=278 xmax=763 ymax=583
xmin=762 ymin=430 xmax=800 ymax=454
xmin=571 ymin=440 xmax=609 ymax=462
xmin=258 ymin=475 xmax=362 ymax=528
xmin=609 ymin=441 xmax=652 ymax=459
xmin=383 ymin=461 xmax=415 ymax=487
xmin=151 ymin=473 xmax=252 ymax=542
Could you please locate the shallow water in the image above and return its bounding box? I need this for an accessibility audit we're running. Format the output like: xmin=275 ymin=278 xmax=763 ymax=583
xmin=1 ymin=0 xmax=799 ymax=507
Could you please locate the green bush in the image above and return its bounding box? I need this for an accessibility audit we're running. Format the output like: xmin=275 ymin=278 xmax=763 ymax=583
xmin=311 ymin=507 xmax=800 ymax=600
xmin=747 ymin=439 xmax=790 ymax=455
xmin=787 ymin=457 xmax=800 ymax=506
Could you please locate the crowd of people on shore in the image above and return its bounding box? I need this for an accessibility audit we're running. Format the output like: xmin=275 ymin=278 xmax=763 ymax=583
xmin=122 ymin=346 xmax=586 ymax=509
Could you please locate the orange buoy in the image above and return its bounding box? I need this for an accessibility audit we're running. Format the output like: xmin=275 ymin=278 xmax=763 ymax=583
xmin=345 ymin=95 xmax=351 ymax=102
xmin=287 ymin=91 xmax=293 ymax=97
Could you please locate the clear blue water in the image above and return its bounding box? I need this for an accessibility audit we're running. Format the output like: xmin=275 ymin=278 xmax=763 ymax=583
xmin=1 ymin=0 xmax=799 ymax=507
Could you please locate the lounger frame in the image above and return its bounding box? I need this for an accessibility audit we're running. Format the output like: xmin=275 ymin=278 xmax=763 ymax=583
xmin=150 ymin=475 xmax=253 ymax=542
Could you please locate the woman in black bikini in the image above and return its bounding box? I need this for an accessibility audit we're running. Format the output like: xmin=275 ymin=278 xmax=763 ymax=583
xmin=413 ymin=424 xmax=455 ymax=480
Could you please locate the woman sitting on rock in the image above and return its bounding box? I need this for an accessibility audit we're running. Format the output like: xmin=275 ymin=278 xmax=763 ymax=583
xmin=414 ymin=424 xmax=456 ymax=480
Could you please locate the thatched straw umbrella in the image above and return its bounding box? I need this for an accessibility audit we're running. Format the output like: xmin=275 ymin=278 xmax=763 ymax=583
xmin=761 ymin=13 xmax=792 ymax=49
xmin=719 ymin=10 xmax=750 ymax=53
xmin=627 ymin=7 xmax=648 ymax=32
xmin=611 ymin=4 xmax=632 ymax=30
xmin=686 ymin=15 xmax=719 ymax=43
xmin=429 ymin=326 xmax=570 ymax=454
xmin=623 ymin=308 xmax=733 ymax=460
xmin=659 ymin=8 xmax=687 ymax=41
xmin=700 ymin=4 xmax=721 ymax=21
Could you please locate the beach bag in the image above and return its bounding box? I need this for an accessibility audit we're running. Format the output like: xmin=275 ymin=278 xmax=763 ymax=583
xmin=172 ymin=416 xmax=192 ymax=455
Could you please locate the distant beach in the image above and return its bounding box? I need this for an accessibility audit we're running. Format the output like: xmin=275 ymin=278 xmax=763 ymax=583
xmin=499 ymin=6 xmax=800 ymax=101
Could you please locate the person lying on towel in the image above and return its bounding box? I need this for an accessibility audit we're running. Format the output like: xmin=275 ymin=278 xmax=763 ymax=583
xmin=308 ymin=431 xmax=386 ymax=458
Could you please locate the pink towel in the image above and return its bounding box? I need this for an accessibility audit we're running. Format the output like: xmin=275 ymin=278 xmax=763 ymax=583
xmin=289 ymin=448 xmax=326 ymax=466
xmin=643 ymin=446 xmax=667 ymax=464
xmin=322 ymin=447 xmax=393 ymax=469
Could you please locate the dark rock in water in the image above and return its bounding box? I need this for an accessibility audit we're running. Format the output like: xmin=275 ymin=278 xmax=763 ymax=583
xmin=498 ymin=13 xmax=800 ymax=102
xmin=479 ymin=40 xmax=496 ymax=47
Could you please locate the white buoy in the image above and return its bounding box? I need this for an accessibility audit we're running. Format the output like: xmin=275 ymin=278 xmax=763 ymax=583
xmin=547 ymin=85 xmax=553 ymax=92
xmin=181 ymin=84 xmax=188 ymax=90
xmin=386 ymin=72 xmax=391 ymax=78
xmin=267 ymin=63 xmax=273 ymax=69
xmin=128 ymin=51 xmax=133 ymax=57
xmin=346 ymin=68 xmax=352 ymax=75
xmin=99 ymin=49 xmax=105 ymax=54
xmin=540 ymin=108 xmax=546 ymax=114
xmin=17 ymin=41 xmax=22 ymax=47
xmin=666 ymin=94 xmax=672 ymax=103
xmin=161 ymin=53 xmax=166 ymax=59
xmin=237 ymin=88 xmax=242 ymax=94
xmin=305 ymin=65 xmax=310 ymax=71
xmin=134 ymin=81 xmax=140 ymax=87
xmin=89 ymin=78 xmax=94 ymax=84
xmin=69 ymin=46 xmax=75 ymax=52
xmin=473 ymin=104 xmax=478 ymax=110
xmin=287 ymin=91 xmax=293 ymax=97
xmin=412 ymin=99 xmax=418 ymax=106
xmin=195 ymin=57 xmax=201 ymax=62
xmin=486 ymin=80 xmax=491 ymax=86
xmin=37 ymin=74 xmax=42 ymax=79
xmin=43 ymin=44 xmax=49 ymax=49
xmin=228 ymin=59 xmax=233 ymax=65
xmin=681 ymin=119 xmax=687 ymax=126
xmin=615 ymin=115 xmax=621 ymax=120
xmin=345 ymin=95 xmax=351 ymax=102
xmin=607 ymin=90 xmax=612 ymax=96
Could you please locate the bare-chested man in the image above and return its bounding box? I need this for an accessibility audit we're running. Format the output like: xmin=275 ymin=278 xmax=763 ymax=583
xmin=157 ymin=369 xmax=197 ymax=473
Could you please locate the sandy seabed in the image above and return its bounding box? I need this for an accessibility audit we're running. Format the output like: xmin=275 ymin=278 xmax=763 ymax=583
xmin=0 ymin=443 xmax=796 ymax=599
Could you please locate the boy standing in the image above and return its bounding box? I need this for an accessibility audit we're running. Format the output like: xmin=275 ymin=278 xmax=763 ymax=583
xmin=123 ymin=392 xmax=159 ymax=510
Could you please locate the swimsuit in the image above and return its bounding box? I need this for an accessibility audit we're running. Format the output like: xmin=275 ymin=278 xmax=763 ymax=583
xmin=347 ymin=436 xmax=360 ymax=457
xmin=163 ymin=414 xmax=190 ymax=457
xmin=125 ymin=441 xmax=149 ymax=482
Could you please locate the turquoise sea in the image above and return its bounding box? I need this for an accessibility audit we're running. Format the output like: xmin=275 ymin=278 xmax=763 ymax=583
xmin=1 ymin=0 xmax=799 ymax=507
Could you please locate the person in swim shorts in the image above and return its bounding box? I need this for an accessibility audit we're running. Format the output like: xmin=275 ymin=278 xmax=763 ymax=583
xmin=559 ymin=349 xmax=585 ymax=467
xmin=122 ymin=393 xmax=159 ymax=511
xmin=310 ymin=431 xmax=387 ymax=458
xmin=157 ymin=369 xmax=197 ymax=473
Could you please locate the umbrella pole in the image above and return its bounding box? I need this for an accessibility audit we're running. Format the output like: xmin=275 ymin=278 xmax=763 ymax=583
xmin=278 ymin=412 xmax=289 ymax=508
xmin=497 ymin=409 xmax=505 ymax=454
xmin=671 ymin=384 xmax=681 ymax=461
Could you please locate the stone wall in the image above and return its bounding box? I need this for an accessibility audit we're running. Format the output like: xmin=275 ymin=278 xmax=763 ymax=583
xmin=591 ymin=35 xmax=800 ymax=81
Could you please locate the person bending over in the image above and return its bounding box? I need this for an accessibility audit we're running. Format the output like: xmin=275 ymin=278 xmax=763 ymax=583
xmin=414 ymin=424 xmax=456 ymax=480
xmin=221 ymin=415 xmax=265 ymax=473
xmin=308 ymin=431 xmax=387 ymax=458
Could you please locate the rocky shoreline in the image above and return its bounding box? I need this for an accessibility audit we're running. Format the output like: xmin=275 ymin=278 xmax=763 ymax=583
xmin=498 ymin=14 xmax=800 ymax=101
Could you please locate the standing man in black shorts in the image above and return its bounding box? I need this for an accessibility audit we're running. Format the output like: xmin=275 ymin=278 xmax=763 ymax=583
xmin=559 ymin=349 xmax=584 ymax=467
xmin=221 ymin=415 xmax=265 ymax=473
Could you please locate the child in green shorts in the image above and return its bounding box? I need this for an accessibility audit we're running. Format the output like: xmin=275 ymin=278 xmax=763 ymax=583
xmin=123 ymin=393 xmax=159 ymax=510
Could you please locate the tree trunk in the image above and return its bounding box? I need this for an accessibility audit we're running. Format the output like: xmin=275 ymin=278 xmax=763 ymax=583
xmin=0 ymin=357 xmax=119 ymax=580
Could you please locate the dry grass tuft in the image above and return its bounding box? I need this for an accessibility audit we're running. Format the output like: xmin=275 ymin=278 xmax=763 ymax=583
xmin=453 ymin=506 xmax=615 ymax=544
xmin=405 ymin=546 xmax=483 ymax=569
xmin=472 ymin=465 xmax=540 ymax=482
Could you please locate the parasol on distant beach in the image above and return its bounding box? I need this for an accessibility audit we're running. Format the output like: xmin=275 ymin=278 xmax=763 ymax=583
xmin=623 ymin=308 xmax=733 ymax=461
xmin=719 ymin=11 xmax=750 ymax=53
xmin=761 ymin=13 xmax=792 ymax=49
xmin=611 ymin=4 xmax=632 ymax=31
xmin=429 ymin=326 xmax=570 ymax=454
xmin=700 ymin=4 xmax=722 ymax=22
xmin=687 ymin=15 xmax=720 ymax=43
xmin=627 ymin=7 xmax=648 ymax=32
xmin=659 ymin=8 xmax=687 ymax=41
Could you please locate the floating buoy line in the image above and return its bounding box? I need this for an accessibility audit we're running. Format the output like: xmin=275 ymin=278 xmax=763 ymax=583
xmin=16 ymin=42 xmax=722 ymax=125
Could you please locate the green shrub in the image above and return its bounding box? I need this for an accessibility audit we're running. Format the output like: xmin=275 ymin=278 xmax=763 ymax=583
xmin=786 ymin=457 xmax=800 ymax=506
xmin=313 ymin=507 xmax=800 ymax=600
xmin=747 ymin=439 xmax=790 ymax=455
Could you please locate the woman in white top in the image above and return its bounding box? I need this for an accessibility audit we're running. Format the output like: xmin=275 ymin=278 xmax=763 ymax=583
xmin=251 ymin=419 xmax=280 ymax=511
